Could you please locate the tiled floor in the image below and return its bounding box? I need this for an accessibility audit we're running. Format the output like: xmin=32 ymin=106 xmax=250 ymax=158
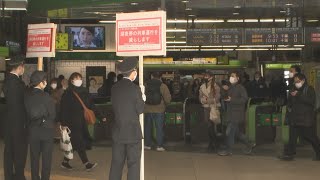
xmin=0 ymin=141 xmax=320 ymax=180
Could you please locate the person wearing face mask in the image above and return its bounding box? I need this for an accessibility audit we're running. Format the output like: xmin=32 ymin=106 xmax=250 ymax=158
xmin=218 ymin=72 xmax=256 ymax=156
xmin=247 ymin=72 xmax=268 ymax=99
xmin=24 ymin=71 xmax=56 ymax=180
xmin=199 ymin=72 xmax=221 ymax=152
xmin=279 ymin=73 xmax=320 ymax=161
xmin=49 ymin=78 xmax=64 ymax=142
xmin=288 ymin=65 xmax=301 ymax=91
xmin=3 ymin=55 xmax=28 ymax=180
xmin=60 ymin=72 xmax=104 ymax=171
xmin=109 ymin=57 xmax=145 ymax=180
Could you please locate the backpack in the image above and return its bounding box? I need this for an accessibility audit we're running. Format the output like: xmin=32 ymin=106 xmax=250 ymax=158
xmin=145 ymin=80 xmax=162 ymax=105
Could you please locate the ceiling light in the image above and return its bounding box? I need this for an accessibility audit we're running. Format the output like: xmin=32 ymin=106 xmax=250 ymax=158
xmin=306 ymin=19 xmax=319 ymax=22
xmin=275 ymin=19 xmax=287 ymax=22
xmin=277 ymin=48 xmax=302 ymax=51
xmin=234 ymin=6 xmax=241 ymax=9
xmin=280 ymin=10 xmax=287 ymax=13
xmin=202 ymin=46 xmax=238 ymax=48
xmin=233 ymin=12 xmax=239 ymax=15
xmin=245 ymin=19 xmax=258 ymax=22
xmin=99 ymin=20 xmax=116 ymax=23
xmin=201 ymin=49 xmax=234 ymax=51
xmin=166 ymin=29 xmax=186 ymax=32
xmin=167 ymin=46 xmax=198 ymax=48
xmin=227 ymin=19 xmax=243 ymax=22
xmin=285 ymin=3 xmax=293 ymax=6
xmin=182 ymin=0 xmax=189 ymax=3
xmin=294 ymin=45 xmax=305 ymax=47
xmin=186 ymin=8 xmax=192 ymax=11
xmin=130 ymin=2 xmax=139 ymax=6
xmin=5 ymin=58 xmax=11 ymax=61
xmin=195 ymin=19 xmax=224 ymax=23
xmin=260 ymin=19 xmax=274 ymax=22
xmin=240 ymin=45 xmax=273 ymax=48
xmin=166 ymin=41 xmax=187 ymax=44
xmin=237 ymin=48 xmax=269 ymax=51
xmin=3 ymin=8 xmax=27 ymax=11
xmin=188 ymin=14 xmax=196 ymax=17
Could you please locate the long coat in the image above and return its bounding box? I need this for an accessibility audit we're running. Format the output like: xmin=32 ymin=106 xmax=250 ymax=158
xmin=111 ymin=78 xmax=145 ymax=144
xmin=3 ymin=73 xmax=27 ymax=142
xmin=226 ymin=83 xmax=248 ymax=124
xmin=60 ymin=86 xmax=97 ymax=151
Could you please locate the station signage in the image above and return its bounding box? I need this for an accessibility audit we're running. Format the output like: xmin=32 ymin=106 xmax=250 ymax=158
xmin=116 ymin=11 xmax=166 ymax=56
xmin=187 ymin=29 xmax=242 ymax=46
xmin=26 ymin=23 xmax=57 ymax=58
xmin=244 ymin=28 xmax=303 ymax=45
xmin=305 ymin=27 xmax=320 ymax=44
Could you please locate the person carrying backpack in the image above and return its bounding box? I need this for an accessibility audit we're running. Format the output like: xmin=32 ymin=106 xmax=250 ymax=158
xmin=144 ymin=72 xmax=172 ymax=151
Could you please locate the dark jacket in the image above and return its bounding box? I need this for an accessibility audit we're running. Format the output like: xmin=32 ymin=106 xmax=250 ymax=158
xmin=111 ymin=78 xmax=145 ymax=143
xmin=24 ymin=88 xmax=56 ymax=129
xmin=98 ymin=79 xmax=115 ymax=97
xmin=144 ymin=79 xmax=171 ymax=113
xmin=226 ymin=83 xmax=248 ymax=124
xmin=247 ymin=79 xmax=268 ymax=98
xmin=3 ymin=73 xmax=27 ymax=141
xmin=60 ymin=86 xmax=98 ymax=151
xmin=287 ymin=83 xmax=316 ymax=126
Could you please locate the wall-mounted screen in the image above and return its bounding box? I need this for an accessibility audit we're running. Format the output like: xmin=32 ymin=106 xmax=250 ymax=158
xmin=65 ymin=26 xmax=105 ymax=50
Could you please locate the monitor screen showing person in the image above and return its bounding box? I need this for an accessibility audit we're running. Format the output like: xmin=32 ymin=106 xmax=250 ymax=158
xmin=66 ymin=26 xmax=105 ymax=50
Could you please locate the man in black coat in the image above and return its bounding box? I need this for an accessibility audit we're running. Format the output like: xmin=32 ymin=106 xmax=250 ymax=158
xmin=279 ymin=73 xmax=320 ymax=161
xmin=2 ymin=56 xmax=28 ymax=180
xmin=24 ymin=71 xmax=56 ymax=180
xmin=109 ymin=57 xmax=145 ymax=180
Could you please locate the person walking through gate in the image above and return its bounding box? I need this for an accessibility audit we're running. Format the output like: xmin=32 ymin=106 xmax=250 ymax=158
xmin=279 ymin=73 xmax=320 ymax=161
xmin=109 ymin=57 xmax=145 ymax=180
xmin=3 ymin=56 xmax=28 ymax=180
xmin=24 ymin=71 xmax=56 ymax=180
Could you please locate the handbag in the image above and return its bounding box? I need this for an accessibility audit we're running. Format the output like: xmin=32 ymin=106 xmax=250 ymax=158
xmin=60 ymin=126 xmax=73 ymax=160
xmin=209 ymin=100 xmax=221 ymax=124
xmin=73 ymin=91 xmax=96 ymax=125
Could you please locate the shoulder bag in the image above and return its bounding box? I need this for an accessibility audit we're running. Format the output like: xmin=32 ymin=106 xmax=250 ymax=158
xmin=73 ymin=91 xmax=96 ymax=125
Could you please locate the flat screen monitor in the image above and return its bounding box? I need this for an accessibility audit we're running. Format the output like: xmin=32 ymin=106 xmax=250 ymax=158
xmin=65 ymin=26 xmax=105 ymax=50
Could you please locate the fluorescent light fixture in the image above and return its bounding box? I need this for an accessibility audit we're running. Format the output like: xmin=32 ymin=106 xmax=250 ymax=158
xmin=240 ymin=45 xmax=273 ymax=48
xmin=167 ymin=19 xmax=187 ymax=23
xmin=260 ymin=19 xmax=274 ymax=22
xmin=167 ymin=46 xmax=198 ymax=48
xmin=166 ymin=41 xmax=187 ymax=44
xmin=306 ymin=19 xmax=319 ymax=22
xmin=5 ymin=58 xmax=11 ymax=61
xmin=227 ymin=19 xmax=243 ymax=22
xmin=234 ymin=6 xmax=241 ymax=9
xmin=237 ymin=48 xmax=269 ymax=51
xmin=182 ymin=0 xmax=189 ymax=3
xmin=99 ymin=20 xmax=116 ymax=23
xmin=202 ymin=45 xmax=238 ymax=48
xmin=186 ymin=8 xmax=192 ymax=11
xmin=275 ymin=19 xmax=287 ymax=22
xmin=244 ymin=19 xmax=259 ymax=22
xmin=277 ymin=48 xmax=302 ymax=51
xmin=294 ymin=45 xmax=305 ymax=47
xmin=280 ymin=10 xmax=287 ymax=13
xmin=166 ymin=29 xmax=186 ymax=32
xmin=3 ymin=8 xmax=27 ymax=11
xmin=201 ymin=49 xmax=234 ymax=51
xmin=285 ymin=3 xmax=293 ymax=6
xmin=233 ymin=13 xmax=240 ymax=15
xmin=188 ymin=14 xmax=196 ymax=17
xmin=130 ymin=2 xmax=139 ymax=5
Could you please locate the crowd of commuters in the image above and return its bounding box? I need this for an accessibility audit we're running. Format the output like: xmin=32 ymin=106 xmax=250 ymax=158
xmin=2 ymin=55 xmax=320 ymax=180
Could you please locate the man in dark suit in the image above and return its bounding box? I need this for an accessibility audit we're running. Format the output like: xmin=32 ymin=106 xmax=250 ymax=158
xmin=109 ymin=57 xmax=145 ymax=180
xmin=3 ymin=56 xmax=28 ymax=180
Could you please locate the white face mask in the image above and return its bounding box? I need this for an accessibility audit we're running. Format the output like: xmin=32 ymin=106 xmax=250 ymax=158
xmin=51 ymin=83 xmax=57 ymax=89
xmin=295 ymin=82 xmax=303 ymax=89
xmin=289 ymin=72 xmax=294 ymax=78
xmin=229 ymin=77 xmax=238 ymax=84
xmin=132 ymin=71 xmax=137 ymax=81
xmin=73 ymin=80 xmax=83 ymax=87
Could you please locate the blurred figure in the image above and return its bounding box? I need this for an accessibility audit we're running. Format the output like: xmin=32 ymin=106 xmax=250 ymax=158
xmin=144 ymin=72 xmax=172 ymax=151
xmin=60 ymin=72 xmax=100 ymax=171
xmin=25 ymin=71 xmax=56 ymax=180
xmin=61 ymin=79 xmax=68 ymax=90
xmin=279 ymin=73 xmax=320 ymax=161
xmin=199 ymin=72 xmax=221 ymax=152
xmin=192 ymin=78 xmax=201 ymax=98
xmin=98 ymin=72 xmax=116 ymax=97
xmin=3 ymin=56 xmax=28 ymax=180
xmin=117 ymin=74 xmax=123 ymax=82
xmin=247 ymin=72 xmax=268 ymax=98
xmin=218 ymin=72 xmax=256 ymax=156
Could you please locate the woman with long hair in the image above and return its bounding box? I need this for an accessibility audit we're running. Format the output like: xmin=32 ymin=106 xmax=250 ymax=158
xmin=199 ymin=72 xmax=221 ymax=152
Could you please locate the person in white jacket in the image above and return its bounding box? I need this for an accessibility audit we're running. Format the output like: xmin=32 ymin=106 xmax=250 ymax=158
xmin=199 ymin=72 xmax=221 ymax=152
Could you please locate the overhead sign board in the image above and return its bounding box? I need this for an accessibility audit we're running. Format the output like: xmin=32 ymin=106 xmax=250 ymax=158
xmin=187 ymin=29 xmax=242 ymax=46
xmin=116 ymin=11 xmax=166 ymax=56
xmin=245 ymin=28 xmax=303 ymax=45
xmin=26 ymin=23 xmax=57 ymax=58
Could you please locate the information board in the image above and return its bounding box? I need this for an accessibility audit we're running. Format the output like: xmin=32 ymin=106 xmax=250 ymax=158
xmin=187 ymin=29 xmax=242 ymax=46
xmin=305 ymin=27 xmax=320 ymax=43
xmin=245 ymin=28 xmax=303 ymax=45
